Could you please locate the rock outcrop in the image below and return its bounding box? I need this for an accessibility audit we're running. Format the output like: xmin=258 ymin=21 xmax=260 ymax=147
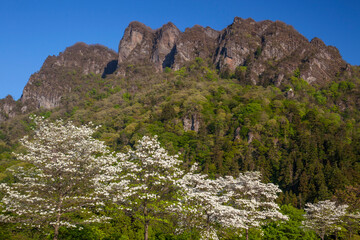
xmin=183 ymin=114 xmax=200 ymax=132
xmin=117 ymin=17 xmax=349 ymax=85
xmin=20 ymin=43 xmax=117 ymax=111
xmin=118 ymin=21 xmax=220 ymax=72
xmin=173 ymin=25 xmax=219 ymax=70
xmin=118 ymin=21 xmax=181 ymax=72
xmin=0 ymin=95 xmax=17 ymax=122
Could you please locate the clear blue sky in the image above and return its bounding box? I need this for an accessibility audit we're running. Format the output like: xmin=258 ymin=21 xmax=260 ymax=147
xmin=1 ymin=0 xmax=359 ymax=100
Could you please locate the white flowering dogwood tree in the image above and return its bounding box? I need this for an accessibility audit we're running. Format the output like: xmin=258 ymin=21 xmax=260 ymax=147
xmin=0 ymin=116 xmax=116 ymax=240
xmin=103 ymin=136 xmax=185 ymax=240
xmin=176 ymin=163 xmax=245 ymax=239
xmin=220 ymin=172 xmax=288 ymax=240
xmin=303 ymin=200 xmax=348 ymax=240
xmin=178 ymin=168 xmax=287 ymax=240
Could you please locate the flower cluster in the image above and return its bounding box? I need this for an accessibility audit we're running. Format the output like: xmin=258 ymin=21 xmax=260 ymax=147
xmin=303 ymin=200 xmax=348 ymax=240
xmin=0 ymin=116 xmax=288 ymax=240
xmin=176 ymin=165 xmax=287 ymax=238
xmin=0 ymin=116 xmax=118 ymax=238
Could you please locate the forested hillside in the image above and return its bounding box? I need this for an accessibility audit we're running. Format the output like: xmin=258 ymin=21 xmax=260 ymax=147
xmin=0 ymin=58 xmax=359 ymax=239
xmin=0 ymin=17 xmax=360 ymax=239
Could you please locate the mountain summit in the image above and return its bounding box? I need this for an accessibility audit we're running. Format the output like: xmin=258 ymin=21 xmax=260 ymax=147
xmin=0 ymin=17 xmax=351 ymax=121
xmin=117 ymin=17 xmax=349 ymax=85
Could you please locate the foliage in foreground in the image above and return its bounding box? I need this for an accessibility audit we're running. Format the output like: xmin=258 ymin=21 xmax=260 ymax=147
xmin=0 ymin=117 xmax=289 ymax=239
xmin=0 ymin=116 xmax=118 ymax=239
xmin=0 ymin=117 xmax=359 ymax=239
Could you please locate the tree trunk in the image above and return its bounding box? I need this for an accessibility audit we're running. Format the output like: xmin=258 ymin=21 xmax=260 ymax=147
xmin=53 ymin=198 xmax=63 ymax=240
xmin=144 ymin=204 xmax=149 ymax=240
xmin=144 ymin=220 xmax=149 ymax=240
xmin=246 ymin=228 xmax=249 ymax=240
xmin=53 ymin=213 xmax=61 ymax=240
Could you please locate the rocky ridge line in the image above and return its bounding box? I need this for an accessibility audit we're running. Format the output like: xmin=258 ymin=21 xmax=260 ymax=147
xmin=0 ymin=17 xmax=351 ymax=122
xmin=118 ymin=17 xmax=349 ymax=85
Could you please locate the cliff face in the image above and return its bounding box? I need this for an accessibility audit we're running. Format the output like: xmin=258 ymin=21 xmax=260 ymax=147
xmin=118 ymin=17 xmax=348 ymax=85
xmin=117 ymin=21 xmax=220 ymax=73
xmin=117 ymin=21 xmax=181 ymax=72
xmin=0 ymin=95 xmax=17 ymax=122
xmin=173 ymin=25 xmax=219 ymax=70
xmin=20 ymin=43 xmax=117 ymax=111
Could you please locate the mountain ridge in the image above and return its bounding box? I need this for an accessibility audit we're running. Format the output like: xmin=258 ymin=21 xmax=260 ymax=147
xmin=0 ymin=17 xmax=351 ymax=122
xmin=0 ymin=18 xmax=359 ymax=211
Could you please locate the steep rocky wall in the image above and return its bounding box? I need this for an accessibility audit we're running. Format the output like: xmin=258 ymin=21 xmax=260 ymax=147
xmin=0 ymin=95 xmax=17 ymax=122
xmin=118 ymin=17 xmax=349 ymax=85
xmin=20 ymin=43 xmax=117 ymax=111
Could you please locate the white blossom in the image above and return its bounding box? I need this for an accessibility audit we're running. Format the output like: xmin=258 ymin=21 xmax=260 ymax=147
xmin=303 ymin=200 xmax=348 ymax=240
xmin=177 ymin=168 xmax=287 ymax=239
xmin=0 ymin=116 xmax=118 ymax=240
xmin=100 ymin=135 xmax=185 ymax=240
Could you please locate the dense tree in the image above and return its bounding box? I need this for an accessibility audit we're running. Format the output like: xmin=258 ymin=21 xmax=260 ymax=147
xmin=102 ymin=136 xmax=185 ymax=240
xmin=178 ymin=167 xmax=287 ymax=239
xmin=220 ymin=172 xmax=288 ymax=240
xmin=0 ymin=116 xmax=116 ymax=240
xmin=263 ymin=204 xmax=318 ymax=240
xmin=333 ymin=185 xmax=360 ymax=239
xmin=1 ymin=60 xmax=360 ymax=239
xmin=303 ymin=200 xmax=348 ymax=240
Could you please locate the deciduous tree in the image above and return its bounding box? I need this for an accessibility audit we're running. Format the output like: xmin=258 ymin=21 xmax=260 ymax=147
xmin=177 ymin=163 xmax=246 ymax=239
xmin=303 ymin=200 xmax=348 ymax=240
xmin=0 ymin=116 xmax=116 ymax=240
xmin=220 ymin=171 xmax=288 ymax=240
xmin=178 ymin=168 xmax=287 ymax=240
xmin=103 ymin=136 xmax=184 ymax=240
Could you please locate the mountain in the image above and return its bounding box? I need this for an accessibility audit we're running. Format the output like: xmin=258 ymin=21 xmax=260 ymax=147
xmin=117 ymin=17 xmax=349 ymax=85
xmin=0 ymin=17 xmax=351 ymax=122
xmin=20 ymin=43 xmax=117 ymax=110
xmin=0 ymin=17 xmax=359 ymax=208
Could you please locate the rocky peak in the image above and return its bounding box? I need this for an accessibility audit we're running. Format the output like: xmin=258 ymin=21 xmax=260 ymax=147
xmin=173 ymin=24 xmax=219 ymax=70
xmin=0 ymin=17 xmax=351 ymax=123
xmin=160 ymin=22 xmax=178 ymax=31
xmin=151 ymin=22 xmax=181 ymax=70
xmin=118 ymin=21 xmax=182 ymax=71
xmin=41 ymin=42 xmax=117 ymax=75
xmin=310 ymin=37 xmax=326 ymax=48
xmin=118 ymin=21 xmax=155 ymax=65
xmin=20 ymin=42 xmax=117 ymax=111
xmin=117 ymin=17 xmax=348 ymax=86
xmin=118 ymin=21 xmax=220 ymax=72
xmin=0 ymin=95 xmax=17 ymax=122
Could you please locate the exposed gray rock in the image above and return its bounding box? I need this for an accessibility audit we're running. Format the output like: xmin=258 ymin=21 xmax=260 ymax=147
xmin=173 ymin=25 xmax=219 ymax=70
xmin=21 ymin=43 xmax=117 ymax=111
xmin=118 ymin=21 xmax=155 ymax=65
xmin=117 ymin=17 xmax=348 ymax=85
xmin=286 ymin=88 xmax=295 ymax=98
xmin=183 ymin=114 xmax=200 ymax=132
xmin=0 ymin=95 xmax=17 ymax=122
xmin=0 ymin=18 xmax=351 ymax=123
xmin=151 ymin=22 xmax=181 ymax=71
